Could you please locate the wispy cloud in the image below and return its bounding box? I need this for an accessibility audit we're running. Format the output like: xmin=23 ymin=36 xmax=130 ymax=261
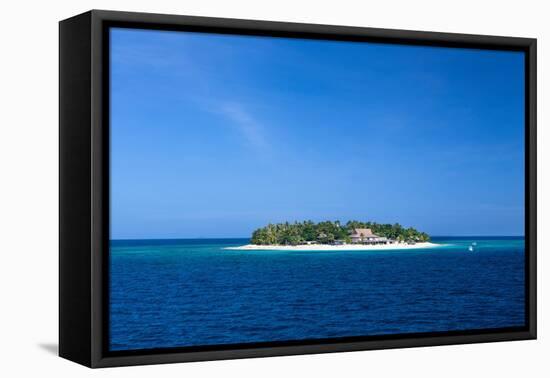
xmin=112 ymin=30 xmax=272 ymax=155
xmin=217 ymin=102 xmax=270 ymax=153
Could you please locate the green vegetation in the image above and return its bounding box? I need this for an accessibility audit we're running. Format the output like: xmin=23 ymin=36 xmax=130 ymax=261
xmin=250 ymin=220 xmax=430 ymax=245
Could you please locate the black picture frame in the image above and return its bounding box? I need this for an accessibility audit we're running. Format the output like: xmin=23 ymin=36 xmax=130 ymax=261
xmin=59 ymin=9 xmax=537 ymax=368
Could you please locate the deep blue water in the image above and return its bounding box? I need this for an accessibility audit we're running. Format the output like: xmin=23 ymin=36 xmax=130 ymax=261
xmin=109 ymin=237 xmax=525 ymax=351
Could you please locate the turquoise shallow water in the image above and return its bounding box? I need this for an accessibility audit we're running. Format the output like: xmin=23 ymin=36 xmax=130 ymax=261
xmin=109 ymin=236 xmax=525 ymax=351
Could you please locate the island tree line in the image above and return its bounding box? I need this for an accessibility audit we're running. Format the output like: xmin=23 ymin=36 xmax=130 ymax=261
xmin=250 ymin=220 xmax=430 ymax=245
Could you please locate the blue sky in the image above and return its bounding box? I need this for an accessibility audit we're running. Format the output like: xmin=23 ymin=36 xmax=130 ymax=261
xmin=110 ymin=28 xmax=525 ymax=239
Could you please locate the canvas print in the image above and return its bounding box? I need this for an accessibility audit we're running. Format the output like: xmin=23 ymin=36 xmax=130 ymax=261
xmin=109 ymin=27 xmax=526 ymax=352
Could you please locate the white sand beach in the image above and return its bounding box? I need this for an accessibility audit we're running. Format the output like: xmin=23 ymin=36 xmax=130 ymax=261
xmin=225 ymin=242 xmax=443 ymax=251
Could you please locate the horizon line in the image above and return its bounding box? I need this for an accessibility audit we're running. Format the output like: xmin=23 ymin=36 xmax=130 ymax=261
xmin=110 ymin=235 xmax=526 ymax=241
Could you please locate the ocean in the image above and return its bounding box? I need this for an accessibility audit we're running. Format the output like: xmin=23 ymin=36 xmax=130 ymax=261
xmin=109 ymin=237 xmax=525 ymax=351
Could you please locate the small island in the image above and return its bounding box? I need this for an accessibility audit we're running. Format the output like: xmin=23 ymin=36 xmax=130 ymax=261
xmin=226 ymin=220 xmax=441 ymax=251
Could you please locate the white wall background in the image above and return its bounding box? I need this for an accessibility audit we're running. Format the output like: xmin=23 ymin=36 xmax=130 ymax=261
xmin=0 ymin=0 xmax=547 ymax=376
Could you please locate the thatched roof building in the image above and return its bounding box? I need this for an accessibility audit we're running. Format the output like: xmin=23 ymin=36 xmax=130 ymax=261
xmin=350 ymin=228 xmax=388 ymax=244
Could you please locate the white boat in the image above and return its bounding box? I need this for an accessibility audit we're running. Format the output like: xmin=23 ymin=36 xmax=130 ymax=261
xmin=468 ymin=245 xmax=474 ymax=252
